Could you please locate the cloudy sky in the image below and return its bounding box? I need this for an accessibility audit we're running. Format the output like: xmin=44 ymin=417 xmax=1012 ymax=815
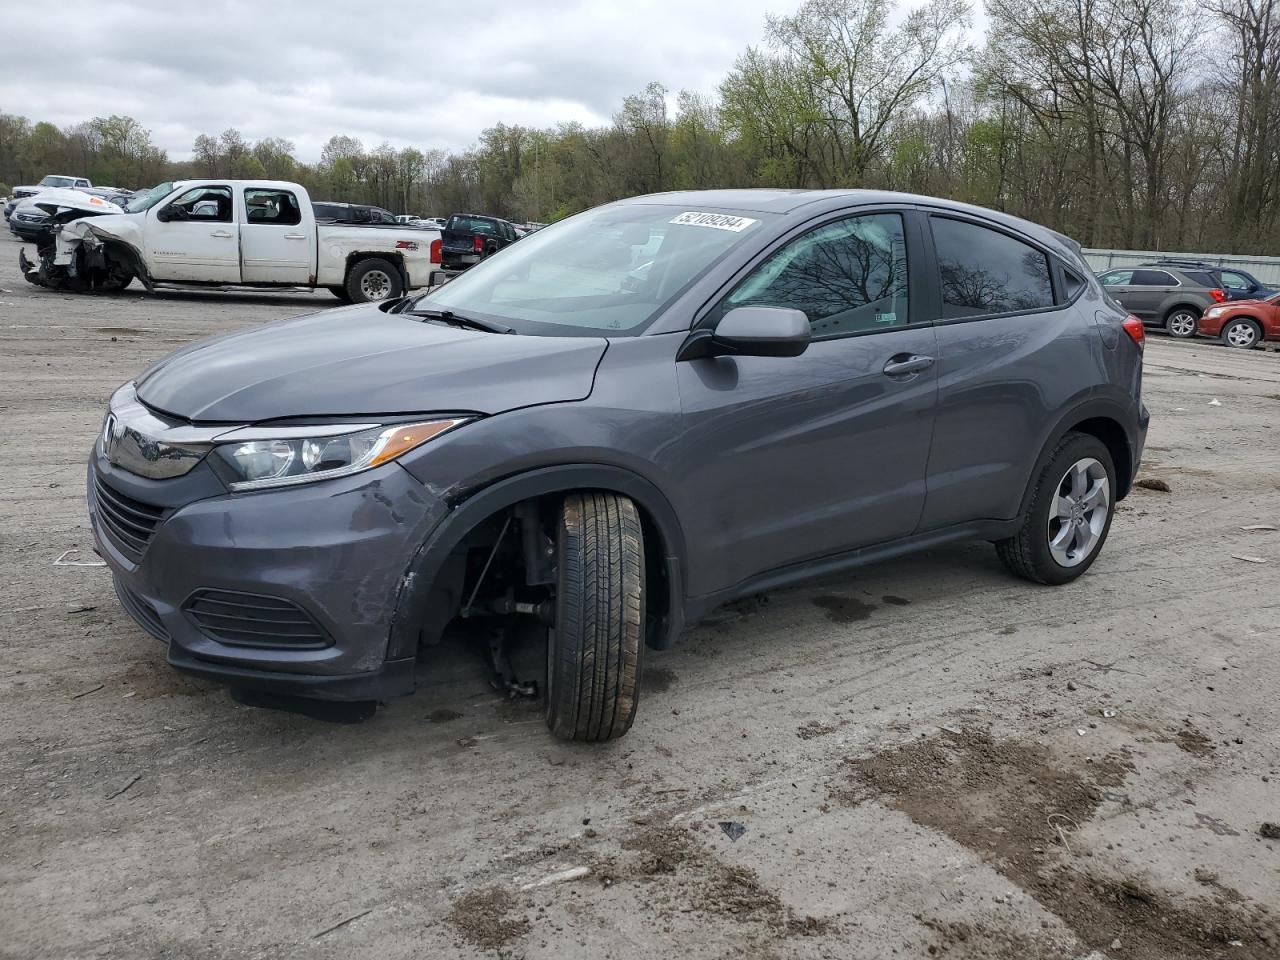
xmin=5 ymin=0 xmax=819 ymax=161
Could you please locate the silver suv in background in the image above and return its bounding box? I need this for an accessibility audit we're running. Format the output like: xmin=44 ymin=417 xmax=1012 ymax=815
xmin=1097 ymin=265 xmax=1227 ymax=339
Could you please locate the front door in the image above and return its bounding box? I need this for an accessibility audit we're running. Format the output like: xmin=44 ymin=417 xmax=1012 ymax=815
xmin=239 ymin=187 xmax=312 ymax=284
xmin=670 ymin=210 xmax=939 ymax=598
xmin=1098 ymin=269 xmax=1135 ymax=313
xmin=147 ymin=185 xmax=240 ymax=283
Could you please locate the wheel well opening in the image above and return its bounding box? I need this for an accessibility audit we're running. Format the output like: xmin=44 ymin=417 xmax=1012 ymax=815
xmin=1071 ymin=417 xmax=1132 ymax=499
xmin=345 ymin=251 xmax=406 ymax=279
xmin=1164 ymin=303 xmax=1201 ymax=320
xmin=414 ymin=488 xmax=672 ymax=651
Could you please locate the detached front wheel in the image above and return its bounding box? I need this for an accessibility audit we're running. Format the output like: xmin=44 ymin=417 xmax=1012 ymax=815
xmin=546 ymin=492 xmax=645 ymax=742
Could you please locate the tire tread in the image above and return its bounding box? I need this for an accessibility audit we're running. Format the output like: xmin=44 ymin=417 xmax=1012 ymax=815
xmin=547 ymin=492 xmax=644 ymax=741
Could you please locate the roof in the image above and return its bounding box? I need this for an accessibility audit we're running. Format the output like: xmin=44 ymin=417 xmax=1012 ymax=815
xmin=622 ymin=188 xmax=1085 ymax=265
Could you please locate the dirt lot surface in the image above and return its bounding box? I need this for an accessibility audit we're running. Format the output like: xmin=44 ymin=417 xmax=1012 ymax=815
xmin=2 ymin=236 xmax=1278 ymax=959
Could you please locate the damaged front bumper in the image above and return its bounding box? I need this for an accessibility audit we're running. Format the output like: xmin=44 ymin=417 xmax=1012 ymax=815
xmin=22 ymin=220 xmax=150 ymax=293
xmin=18 ymin=190 xmax=146 ymax=293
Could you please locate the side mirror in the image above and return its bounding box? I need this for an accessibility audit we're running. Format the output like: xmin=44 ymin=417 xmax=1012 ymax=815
xmin=156 ymin=204 xmax=187 ymax=223
xmin=678 ymin=306 xmax=811 ymax=361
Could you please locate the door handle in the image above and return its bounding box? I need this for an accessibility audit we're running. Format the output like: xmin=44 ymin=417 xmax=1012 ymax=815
xmin=210 ymin=229 xmax=234 ymax=238
xmin=283 ymin=233 xmax=306 ymax=240
xmin=883 ymin=354 xmax=935 ymax=377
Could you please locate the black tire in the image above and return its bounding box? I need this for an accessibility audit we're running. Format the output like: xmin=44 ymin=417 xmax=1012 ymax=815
xmin=1164 ymin=307 xmax=1199 ymax=339
xmin=345 ymin=257 xmax=403 ymax=303
xmin=95 ymin=272 xmax=133 ymax=293
xmin=995 ymin=431 xmax=1116 ymax=586
xmin=546 ymin=492 xmax=645 ymax=742
xmin=327 ymin=285 xmax=352 ymax=303
xmin=1220 ymin=317 xmax=1261 ymax=350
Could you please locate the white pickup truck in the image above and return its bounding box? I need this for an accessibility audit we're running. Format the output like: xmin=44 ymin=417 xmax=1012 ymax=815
xmin=20 ymin=180 xmax=444 ymax=303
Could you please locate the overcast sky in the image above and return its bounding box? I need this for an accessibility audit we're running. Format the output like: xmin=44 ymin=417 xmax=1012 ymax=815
xmin=5 ymin=0 xmax=819 ymax=161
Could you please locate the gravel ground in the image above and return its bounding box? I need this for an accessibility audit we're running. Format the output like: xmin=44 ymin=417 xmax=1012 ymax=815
xmin=1 ymin=236 xmax=1278 ymax=959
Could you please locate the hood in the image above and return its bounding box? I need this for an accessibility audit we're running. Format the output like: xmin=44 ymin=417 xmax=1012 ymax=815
xmin=32 ymin=188 xmax=124 ymax=219
xmin=135 ymin=303 xmax=608 ymax=422
xmin=1215 ymin=294 xmax=1278 ymax=309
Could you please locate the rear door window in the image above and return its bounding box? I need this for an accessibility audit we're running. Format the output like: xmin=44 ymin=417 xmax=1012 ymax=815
xmin=931 ymin=216 xmax=1053 ymax=318
xmin=244 ymin=188 xmax=302 ymax=225
xmin=1131 ymin=269 xmax=1177 ymax=286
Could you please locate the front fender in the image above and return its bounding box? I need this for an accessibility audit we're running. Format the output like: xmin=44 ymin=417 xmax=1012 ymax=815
xmin=386 ymin=463 xmax=688 ymax=660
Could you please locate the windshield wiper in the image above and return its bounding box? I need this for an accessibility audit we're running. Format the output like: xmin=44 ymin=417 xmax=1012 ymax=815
xmin=407 ymin=307 xmax=515 ymax=335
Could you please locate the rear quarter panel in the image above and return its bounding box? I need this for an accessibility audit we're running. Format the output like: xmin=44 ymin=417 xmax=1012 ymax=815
xmin=315 ymin=224 xmax=440 ymax=287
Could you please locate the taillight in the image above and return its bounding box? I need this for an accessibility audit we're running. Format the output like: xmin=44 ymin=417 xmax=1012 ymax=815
xmin=430 ymin=238 xmax=442 ymax=264
xmin=1122 ymin=314 xmax=1145 ymax=351
xmin=1209 ymin=288 xmax=1227 ymax=303
xmin=473 ymin=234 xmax=484 ymax=253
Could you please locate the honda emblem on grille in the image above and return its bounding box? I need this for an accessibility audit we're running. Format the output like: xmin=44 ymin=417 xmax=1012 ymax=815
xmin=102 ymin=413 xmax=120 ymax=463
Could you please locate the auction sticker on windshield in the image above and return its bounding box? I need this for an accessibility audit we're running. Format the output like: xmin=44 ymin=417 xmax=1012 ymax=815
xmin=669 ymin=211 xmax=759 ymax=232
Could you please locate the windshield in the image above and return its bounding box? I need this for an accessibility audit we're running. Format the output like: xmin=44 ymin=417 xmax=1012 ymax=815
xmin=123 ymin=182 xmax=175 ymax=213
xmin=422 ymin=204 xmax=771 ymax=336
xmin=39 ymin=175 xmax=76 ymax=188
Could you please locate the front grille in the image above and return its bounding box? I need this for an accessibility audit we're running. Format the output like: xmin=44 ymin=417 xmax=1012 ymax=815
xmin=16 ymin=214 xmax=45 ymax=223
xmin=93 ymin=474 xmax=165 ymax=563
xmin=114 ymin=578 xmax=169 ymax=642
xmin=184 ymin=589 xmax=330 ymax=649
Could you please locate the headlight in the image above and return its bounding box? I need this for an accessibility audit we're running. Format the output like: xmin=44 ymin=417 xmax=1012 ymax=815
xmin=214 ymin=418 xmax=469 ymax=491
xmin=1205 ymin=307 xmax=1225 ymax=317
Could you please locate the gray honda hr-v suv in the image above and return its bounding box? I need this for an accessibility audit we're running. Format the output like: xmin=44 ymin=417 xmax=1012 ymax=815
xmin=89 ymin=189 xmax=1148 ymax=741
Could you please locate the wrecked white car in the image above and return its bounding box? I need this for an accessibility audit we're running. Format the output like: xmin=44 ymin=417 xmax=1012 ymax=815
xmin=21 ymin=179 xmax=445 ymax=303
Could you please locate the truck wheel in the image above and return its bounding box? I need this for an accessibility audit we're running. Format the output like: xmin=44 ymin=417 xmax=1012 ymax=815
xmin=327 ymin=285 xmax=352 ymax=303
xmin=345 ymin=258 xmax=403 ymax=303
xmin=546 ymin=492 xmax=645 ymax=742
xmin=995 ymin=431 xmax=1116 ymax=586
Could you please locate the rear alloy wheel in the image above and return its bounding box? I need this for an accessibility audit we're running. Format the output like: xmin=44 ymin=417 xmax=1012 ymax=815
xmin=1221 ymin=318 xmax=1261 ymax=350
xmin=1165 ymin=308 xmax=1199 ymax=338
xmin=546 ymin=492 xmax=645 ymax=742
xmin=345 ymin=258 xmax=404 ymax=303
xmin=995 ymin=432 xmax=1116 ymax=585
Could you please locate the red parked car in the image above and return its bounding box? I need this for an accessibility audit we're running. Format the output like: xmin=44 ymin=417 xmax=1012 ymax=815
xmin=1198 ymin=292 xmax=1280 ymax=349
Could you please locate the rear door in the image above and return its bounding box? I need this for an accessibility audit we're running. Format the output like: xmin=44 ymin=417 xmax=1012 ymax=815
xmin=146 ymin=184 xmax=240 ymax=282
xmin=672 ymin=209 xmax=939 ymax=595
xmin=1126 ymin=269 xmax=1179 ymax=320
xmin=239 ymin=186 xmax=312 ymax=284
xmin=918 ymin=213 xmax=1084 ymax=528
